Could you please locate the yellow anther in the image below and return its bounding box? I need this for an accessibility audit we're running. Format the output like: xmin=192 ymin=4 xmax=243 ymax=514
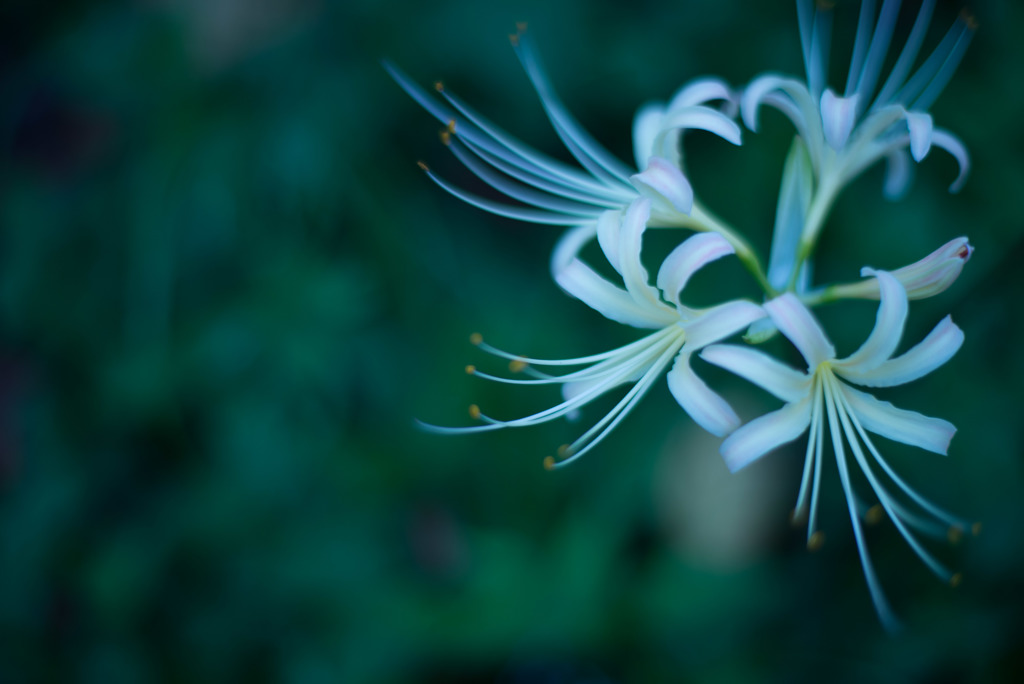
xmin=434 ymin=81 xmax=444 ymax=92
xmin=468 ymin=404 xmax=481 ymax=420
xmin=543 ymin=456 xmax=556 ymax=471
xmin=972 ymin=522 xmax=982 ymax=536
xmin=447 ymin=119 xmax=456 ymax=134
xmin=469 ymin=332 xmax=483 ymax=346
xmin=950 ymin=572 xmax=963 ymax=588
xmin=439 ymin=130 xmax=451 ymax=146
xmin=947 ymin=525 xmax=964 ymax=545
xmin=516 ymin=21 xmax=528 ymax=32
xmin=465 ymin=364 xmax=476 ymax=375
xmin=865 ymin=504 xmax=884 ymax=525
xmin=416 ymin=160 xmax=429 ymax=172
xmin=789 ymin=509 xmax=806 ymax=527
xmin=509 ymin=33 xmax=519 ymax=46
xmin=556 ymin=444 xmax=571 ymax=458
xmin=808 ymin=531 xmax=825 ymax=551
xmin=816 ymin=0 xmax=836 ymax=9
xmin=509 ymin=359 xmax=528 ymax=373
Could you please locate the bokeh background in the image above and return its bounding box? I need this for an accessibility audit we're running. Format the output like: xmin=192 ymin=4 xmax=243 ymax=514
xmin=3 ymin=0 xmax=1023 ymax=681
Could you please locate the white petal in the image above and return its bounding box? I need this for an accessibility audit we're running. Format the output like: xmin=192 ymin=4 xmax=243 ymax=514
xmin=841 ymin=385 xmax=955 ymax=455
xmin=655 ymin=232 xmax=734 ymax=309
xmin=550 ymin=223 xmax=597 ymax=275
xmin=618 ymin=198 xmax=674 ymax=315
xmin=667 ymin=77 xmax=734 ymax=111
xmin=719 ymin=396 xmax=812 ymax=472
xmin=741 ymin=74 xmax=786 ymax=132
xmin=931 ymin=128 xmax=970 ymax=193
xmin=595 ymin=209 xmax=624 ymax=275
xmin=837 ymin=270 xmax=907 ymax=373
xmin=632 ymin=103 xmax=665 ymax=170
xmin=666 ymin=352 xmax=740 ymax=437
xmin=630 ymin=157 xmax=694 ymax=215
xmin=846 ymin=316 xmax=963 ymax=387
xmin=905 ymin=110 xmax=934 ymax=161
xmin=661 ymin=106 xmax=743 ymax=146
xmin=682 ymin=301 xmax=765 ymax=349
xmin=820 ymin=89 xmax=860 ymax=151
xmin=764 ymin=293 xmax=836 ymax=368
xmin=701 ymin=343 xmax=811 ymax=402
xmin=555 ymin=259 xmax=670 ymax=328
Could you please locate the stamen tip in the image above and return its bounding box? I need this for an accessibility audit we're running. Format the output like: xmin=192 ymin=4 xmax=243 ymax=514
xmin=865 ymin=504 xmax=884 ymax=526
xmin=960 ymin=9 xmax=979 ymax=31
xmin=516 ymin=21 xmax=528 ymax=32
xmin=543 ymin=455 xmax=556 ymax=470
xmin=447 ymin=119 xmax=457 ymax=134
xmin=468 ymin=404 xmax=481 ymax=420
xmin=947 ymin=525 xmax=964 ymax=545
xmin=808 ymin=531 xmax=825 ymax=551
xmin=556 ymin=443 xmax=572 ymax=458
xmin=433 ymin=81 xmax=444 ymax=93
xmin=509 ymin=359 xmax=528 ymax=373
xmin=789 ymin=509 xmax=807 ymax=527
xmin=950 ymin=572 xmax=963 ymax=588
xmin=469 ymin=332 xmax=483 ymax=346
xmin=439 ymin=130 xmax=451 ymax=146
xmin=416 ymin=160 xmax=429 ymax=172
xmin=465 ymin=364 xmax=477 ymax=375
xmin=971 ymin=522 xmax=982 ymax=536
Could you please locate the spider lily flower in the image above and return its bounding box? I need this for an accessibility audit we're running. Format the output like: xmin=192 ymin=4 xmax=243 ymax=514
xmin=743 ymin=0 xmax=974 ymax=258
xmin=384 ymin=27 xmax=752 ymax=247
xmin=701 ymin=270 xmax=971 ymax=630
xmin=421 ymin=198 xmax=764 ymax=468
xmin=806 ymin=236 xmax=973 ymax=304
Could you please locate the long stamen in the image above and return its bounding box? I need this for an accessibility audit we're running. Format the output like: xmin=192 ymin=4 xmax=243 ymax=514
xmin=872 ymin=0 xmax=936 ymax=108
xmin=471 ymin=327 xmax=677 ymax=367
xmin=833 ymin=381 xmax=956 ymax=582
xmin=822 ymin=371 xmax=900 ymax=632
xmin=808 ymin=3 xmax=833 ymax=98
xmin=892 ymin=17 xmax=970 ymax=107
xmin=844 ymin=0 xmax=877 ymax=96
xmin=853 ymin=0 xmax=902 ymax=112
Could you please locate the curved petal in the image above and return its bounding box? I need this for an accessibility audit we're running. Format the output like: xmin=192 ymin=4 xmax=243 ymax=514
xmin=683 ymin=301 xmax=765 ymax=349
xmin=661 ymin=105 xmax=743 ymax=146
xmin=905 ymin=110 xmax=934 ymax=161
xmin=742 ymin=74 xmax=814 ymax=133
xmin=618 ymin=198 xmax=674 ymax=315
xmin=931 ymin=128 xmax=970 ymax=193
xmin=836 ymin=270 xmax=907 ymax=373
xmin=840 ymin=384 xmax=955 ymax=455
xmin=655 ymin=232 xmax=734 ymax=309
xmin=844 ymin=315 xmax=963 ymax=387
xmin=719 ymin=396 xmax=813 ymax=472
xmin=553 ymin=222 xmax=672 ymax=329
xmin=630 ymin=157 xmax=694 ymax=215
xmin=632 ymin=103 xmax=665 ymax=170
xmin=667 ymin=77 xmax=734 ymax=112
xmin=666 ymin=351 xmax=740 ymax=437
xmin=764 ymin=293 xmax=836 ymax=368
xmin=820 ymin=89 xmax=860 ymax=151
xmin=595 ymin=208 xmax=625 ymax=275
xmin=701 ymin=343 xmax=811 ymax=402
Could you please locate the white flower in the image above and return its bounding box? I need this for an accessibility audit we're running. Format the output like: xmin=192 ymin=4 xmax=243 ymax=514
xmin=743 ymin=0 xmax=974 ymax=256
xmin=384 ymin=26 xmax=745 ymax=237
xmin=422 ymin=199 xmax=764 ymax=468
xmin=701 ymin=270 xmax=971 ymax=630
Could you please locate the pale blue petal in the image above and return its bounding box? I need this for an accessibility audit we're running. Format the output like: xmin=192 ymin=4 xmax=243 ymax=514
xmin=701 ymin=343 xmax=811 ymax=402
xmin=656 ymin=232 xmax=734 ymax=310
xmin=841 ymin=385 xmax=955 ymax=454
xmin=720 ymin=397 xmax=813 ymax=472
xmin=820 ymin=89 xmax=860 ymax=150
xmin=683 ymin=301 xmax=765 ymax=349
xmin=843 ymin=316 xmax=963 ymax=387
xmin=630 ymin=157 xmax=694 ymax=215
xmin=837 ymin=270 xmax=907 ymax=373
xmin=764 ymin=294 xmax=836 ymax=367
xmin=666 ymin=352 xmax=740 ymax=437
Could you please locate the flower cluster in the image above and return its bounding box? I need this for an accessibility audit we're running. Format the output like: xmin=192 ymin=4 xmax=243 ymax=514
xmin=390 ymin=1 xmax=977 ymax=631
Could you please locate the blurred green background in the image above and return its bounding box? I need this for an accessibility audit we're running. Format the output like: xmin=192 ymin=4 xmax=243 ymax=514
xmin=2 ymin=0 xmax=1023 ymax=681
